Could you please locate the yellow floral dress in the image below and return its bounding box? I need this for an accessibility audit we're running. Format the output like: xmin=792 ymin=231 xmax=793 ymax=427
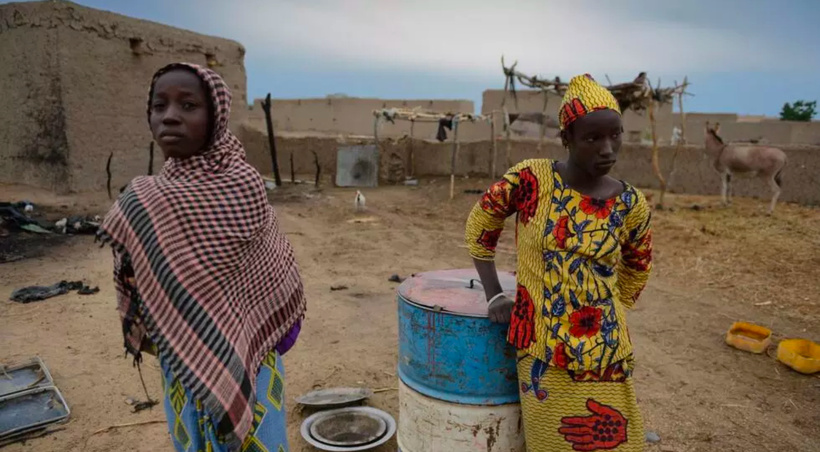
xmin=465 ymin=158 xmax=652 ymax=452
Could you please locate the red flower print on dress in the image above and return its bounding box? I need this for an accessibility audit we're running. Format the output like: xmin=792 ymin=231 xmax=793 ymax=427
xmin=554 ymin=342 xmax=570 ymax=369
xmin=569 ymin=361 xmax=628 ymax=382
xmin=513 ymin=168 xmax=539 ymax=225
xmin=477 ymin=229 xmax=502 ymax=252
xmin=480 ymin=180 xmax=514 ymax=217
xmin=552 ymin=216 xmax=571 ymax=249
xmin=508 ymin=285 xmax=535 ymax=349
xmin=580 ymin=196 xmax=616 ymax=220
xmin=622 ymin=230 xmax=653 ymax=272
xmin=559 ymin=399 xmax=628 ymax=450
xmin=569 ymin=306 xmax=603 ymax=338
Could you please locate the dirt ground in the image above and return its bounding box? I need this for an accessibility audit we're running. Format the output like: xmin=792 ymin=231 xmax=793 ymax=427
xmin=1 ymin=178 xmax=819 ymax=452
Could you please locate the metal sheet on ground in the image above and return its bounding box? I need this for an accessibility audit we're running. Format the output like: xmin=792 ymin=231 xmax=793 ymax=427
xmin=0 ymin=386 xmax=70 ymax=440
xmin=336 ymin=145 xmax=379 ymax=188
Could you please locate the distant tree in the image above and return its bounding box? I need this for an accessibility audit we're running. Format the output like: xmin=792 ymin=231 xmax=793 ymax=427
xmin=780 ymin=100 xmax=817 ymax=122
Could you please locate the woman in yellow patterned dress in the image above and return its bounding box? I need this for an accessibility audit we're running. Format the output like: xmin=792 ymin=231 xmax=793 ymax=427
xmin=465 ymin=74 xmax=652 ymax=452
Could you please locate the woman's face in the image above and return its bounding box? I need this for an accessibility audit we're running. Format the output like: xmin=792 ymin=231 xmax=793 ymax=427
xmin=562 ymin=109 xmax=623 ymax=178
xmin=149 ymin=70 xmax=211 ymax=160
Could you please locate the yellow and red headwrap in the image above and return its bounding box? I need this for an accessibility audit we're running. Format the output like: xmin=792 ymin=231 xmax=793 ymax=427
xmin=558 ymin=74 xmax=621 ymax=131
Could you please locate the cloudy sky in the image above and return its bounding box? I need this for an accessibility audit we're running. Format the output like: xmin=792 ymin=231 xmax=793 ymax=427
xmin=13 ymin=0 xmax=820 ymax=115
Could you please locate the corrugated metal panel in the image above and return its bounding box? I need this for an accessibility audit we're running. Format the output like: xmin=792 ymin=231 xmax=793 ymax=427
xmin=335 ymin=145 xmax=379 ymax=187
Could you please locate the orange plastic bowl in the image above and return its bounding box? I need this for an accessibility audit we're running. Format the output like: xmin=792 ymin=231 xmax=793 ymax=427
xmin=725 ymin=322 xmax=772 ymax=354
xmin=777 ymin=339 xmax=820 ymax=374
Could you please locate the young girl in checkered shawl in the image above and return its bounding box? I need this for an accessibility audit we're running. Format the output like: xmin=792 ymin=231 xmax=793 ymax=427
xmin=99 ymin=63 xmax=305 ymax=451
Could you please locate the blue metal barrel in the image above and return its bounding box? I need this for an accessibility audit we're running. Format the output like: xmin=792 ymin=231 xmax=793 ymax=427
xmin=397 ymin=269 xmax=519 ymax=405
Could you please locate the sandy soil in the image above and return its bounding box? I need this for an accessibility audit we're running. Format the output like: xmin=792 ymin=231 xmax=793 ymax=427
xmin=1 ymin=179 xmax=819 ymax=452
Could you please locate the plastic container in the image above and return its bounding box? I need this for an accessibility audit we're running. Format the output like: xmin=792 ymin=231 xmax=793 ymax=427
xmin=397 ymin=379 xmax=524 ymax=452
xmin=776 ymin=339 xmax=820 ymax=374
xmin=725 ymin=322 xmax=771 ymax=354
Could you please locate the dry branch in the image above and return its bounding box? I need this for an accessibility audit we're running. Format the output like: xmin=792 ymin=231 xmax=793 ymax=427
xmin=501 ymin=57 xmax=690 ymax=113
xmin=500 ymin=57 xmax=692 ymax=206
xmin=91 ymin=420 xmax=165 ymax=436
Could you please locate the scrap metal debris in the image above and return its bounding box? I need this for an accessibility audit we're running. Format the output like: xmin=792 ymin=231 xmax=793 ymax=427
xmin=54 ymin=216 xmax=101 ymax=235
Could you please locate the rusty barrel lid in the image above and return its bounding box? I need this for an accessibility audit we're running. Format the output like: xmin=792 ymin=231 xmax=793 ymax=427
xmin=397 ymin=269 xmax=516 ymax=317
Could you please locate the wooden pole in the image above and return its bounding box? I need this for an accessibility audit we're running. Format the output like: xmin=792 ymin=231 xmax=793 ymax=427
xmin=678 ymin=78 xmax=688 ymax=145
xmin=503 ymin=107 xmax=512 ymax=169
xmin=260 ymin=93 xmax=282 ymax=186
xmin=648 ymin=100 xmax=667 ymax=207
xmin=312 ymin=150 xmax=321 ymax=187
xmin=538 ymin=91 xmax=549 ymax=151
xmin=106 ymin=152 xmax=113 ymax=200
xmin=667 ymin=77 xmax=688 ymax=193
xmin=147 ymin=142 xmax=154 ymax=176
xmin=290 ymin=152 xmax=295 ymax=184
xmin=490 ymin=112 xmax=498 ymax=179
xmin=450 ymin=119 xmax=460 ymax=200
xmin=409 ymin=119 xmax=415 ymax=178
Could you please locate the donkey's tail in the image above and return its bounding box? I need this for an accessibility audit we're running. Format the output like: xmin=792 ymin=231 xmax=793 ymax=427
xmin=774 ymin=159 xmax=786 ymax=187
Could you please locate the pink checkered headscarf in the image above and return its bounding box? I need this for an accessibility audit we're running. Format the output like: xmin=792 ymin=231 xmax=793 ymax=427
xmin=100 ymin=63 xmax=306 ymax=447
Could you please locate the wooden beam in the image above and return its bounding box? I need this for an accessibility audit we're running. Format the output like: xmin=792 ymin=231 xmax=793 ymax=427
xmin=409 ymin=120 xmax=415 ymax=178
xmin=538 ymin=91 xmax=549 ymax=151
xmin=490 ymin=112 xmax=497 ymax=179
xmin=648 ymin=100 xmax=668 ymax=207
xmin=450 ymin=120 xmax=460 ymax=200
xmin=260 ymin=94 xmax=282 ymax=186
xmin=503 ymin=107 xmax=512 ymax=169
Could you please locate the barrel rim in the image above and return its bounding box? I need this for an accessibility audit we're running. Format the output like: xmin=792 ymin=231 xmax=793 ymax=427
xmin=397 ymin=368 xmax=521 ymax=406
xmin=398 ymin=294 xmax=489 ymax=318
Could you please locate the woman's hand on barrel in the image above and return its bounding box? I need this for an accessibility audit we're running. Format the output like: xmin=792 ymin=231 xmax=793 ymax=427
xmin=488 ymin=294 xmax=515 ymax=324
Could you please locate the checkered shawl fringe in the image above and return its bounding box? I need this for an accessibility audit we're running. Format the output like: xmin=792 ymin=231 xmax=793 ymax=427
xmin=97 ymin=63 xmax=306 ymax=447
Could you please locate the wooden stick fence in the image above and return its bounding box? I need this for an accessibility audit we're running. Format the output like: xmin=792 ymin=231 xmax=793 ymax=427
xmin=372 ymin=108 xmax=493 ymax=200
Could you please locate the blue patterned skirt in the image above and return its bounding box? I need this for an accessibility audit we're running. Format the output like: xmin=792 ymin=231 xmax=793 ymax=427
xmin=160 ymin=351 xmax=289 ymax=452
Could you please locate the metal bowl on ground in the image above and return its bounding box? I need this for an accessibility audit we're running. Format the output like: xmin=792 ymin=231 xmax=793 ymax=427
xmin=309 ymin=409 xmax=386 ymax=446
xmin=300 ymin=407 xmax=396 ymax=452
xmin=296 ymin=387 xmax=373 ymax=410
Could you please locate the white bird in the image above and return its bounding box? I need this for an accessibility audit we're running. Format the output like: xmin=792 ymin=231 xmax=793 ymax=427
xmin=671 ymin=126 xmax=682 ymax=146
xmin=354 ymin=190 xmax=366 ymax=212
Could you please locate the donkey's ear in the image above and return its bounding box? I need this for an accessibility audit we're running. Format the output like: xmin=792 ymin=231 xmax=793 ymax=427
xmin=705 ymin=121 xmax=711 ymax=131
xmin=714 ymin=122 xmax=721 ymax=134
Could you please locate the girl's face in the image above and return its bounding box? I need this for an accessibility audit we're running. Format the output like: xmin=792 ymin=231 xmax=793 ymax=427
xmin=149 ymin=70 xmax=211 ymax=160
xmin=561 ymin=109 xmax=623 ymax=178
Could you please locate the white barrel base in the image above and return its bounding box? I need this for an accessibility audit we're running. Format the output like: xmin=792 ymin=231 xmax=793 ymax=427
xmin=398 ymin=379 xmax=525 ymax=452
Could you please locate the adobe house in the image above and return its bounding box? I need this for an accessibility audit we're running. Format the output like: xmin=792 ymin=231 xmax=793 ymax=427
xmin=0 ymin=0 xmax=247 ymax=193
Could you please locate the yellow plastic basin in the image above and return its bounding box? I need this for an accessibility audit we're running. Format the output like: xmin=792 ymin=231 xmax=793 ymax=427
xmin=725 ymin=322 xmax=771 ymax=354
xmin=777 ymin=339 xmax=820 ymax=374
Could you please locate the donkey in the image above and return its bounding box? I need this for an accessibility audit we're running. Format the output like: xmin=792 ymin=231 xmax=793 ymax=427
xmin=703 ymin=122 xmax=787 ymax=214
